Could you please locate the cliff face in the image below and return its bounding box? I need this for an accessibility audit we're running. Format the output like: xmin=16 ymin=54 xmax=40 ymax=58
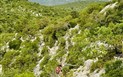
xmin=0 ymin=0 xmax=123 ymax=77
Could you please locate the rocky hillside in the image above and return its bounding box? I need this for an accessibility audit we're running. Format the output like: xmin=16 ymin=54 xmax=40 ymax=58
xmin=0 ymin=0 xmax=123 ymax=77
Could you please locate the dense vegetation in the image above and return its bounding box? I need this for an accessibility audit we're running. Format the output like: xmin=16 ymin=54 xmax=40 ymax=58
xmin=0 ymin=0 xmax=123 ymax=77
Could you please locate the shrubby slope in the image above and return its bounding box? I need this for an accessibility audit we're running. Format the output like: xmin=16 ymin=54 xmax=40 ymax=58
xmin=0 ymin=0 xmax=123 ymax=77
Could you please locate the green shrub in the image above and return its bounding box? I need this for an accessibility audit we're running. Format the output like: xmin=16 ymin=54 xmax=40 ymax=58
xmin=66 ymin=71 xmax=73 ymax=77
xmin=21 ymin=40 xmax=39 ymax=53
xmin=14 ymin=72 xmax=34 ymax=77
xmin=62 ymin=66 xmax=70 ymax=76
xmin=69 ymin=20 xmax=77 ymax=28
xmin=41 ymin=46 xmax=49 ymax=56
xmin=54 ymin=48 xmax=66 ymax=59
xmin=40 ymin=55 xmax=50 ymax=69
xmin=1 ymin=68 xmax=19 ymax=77
xmin=90 ymin=60 xmax=104 ymax=72
xmin=71 ymin=29 xmax=78 ymax=35
xmin=71 ymin=11 xmax=79 ymax=18
xmin=43 ymin=59 xmax=58 ymax=76
xmin=58 ymin=37 xmax=66 ymax=47
xmin=12 ymin=52 xmax=37 ymax=71
xmin=44 ymin=35 xmax=55 ymax=47
xmin=1 ymin=50 xmax=19 ymax=69
xmin=66 ymin=50 xmax=83 ymax=66
xmin=40 ymin=71 xmax=49 ymax=77
xmin=56 ymin=29 xmax=66 ymax=38
xmin=9 ymin=39 xmax=22 ymax=50
xmin=102 ymin=60 xmax=123 ymax=77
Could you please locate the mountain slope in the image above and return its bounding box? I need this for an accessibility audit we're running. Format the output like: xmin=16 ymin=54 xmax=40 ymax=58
xmin=29 ymin=0 xmax=110 ymax=6
xmin=0 ymin=0 xmax=123 ymax=77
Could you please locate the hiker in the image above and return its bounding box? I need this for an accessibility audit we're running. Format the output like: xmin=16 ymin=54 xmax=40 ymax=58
xmin=55 ymin=65 xmax=62 ymax=74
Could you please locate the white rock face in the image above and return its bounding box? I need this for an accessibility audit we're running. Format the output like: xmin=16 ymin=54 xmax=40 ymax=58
xmin=90 ymin=69 xmax=105 ymax=77
xmin=84 ymin=59 xmax=94 ymax=71
xmin=73 ymin=59 xmax=102 ymax=77
xmin=73 ymin=59 xmax=94 ymax=77
xmin=48 ymin=41 xmax=59 ymax=60
xmin=1 ymin=42 xmax=9 ymax=52
xmin=31 ymin=37 xmax=37 ymax=42
xmin=33 ymin=57 xmax=44 ymax=77
xmin=38 ymin=42 xmax=45 ymax=56
xmin=100 ymin=2 xmax=118 ymax=14
xmin=0 ymin=65 xmax=2 ymax=74
xmin=61 ymin=24 xmax=80 ymax=65
xmin=20 ymin=37 xmax=25 ymax=42
xmin=34 ymin=34 xmax=45 ymax=77
xmin=60 ymin=51 xmax=69 ymax=66
xmin=37 ymin=33 xmax=45 ymax=57
xmin=64 ymin=24 xmax=80 ymax=49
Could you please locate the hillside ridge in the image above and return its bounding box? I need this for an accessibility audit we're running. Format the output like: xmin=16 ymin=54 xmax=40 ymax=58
xmin=0 ymin=0 xmax=123 ymax=77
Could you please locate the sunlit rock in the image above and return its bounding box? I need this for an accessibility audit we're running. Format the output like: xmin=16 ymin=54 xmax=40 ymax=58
xmin=0 ymin=65 xmax=2 ymax=75
xmin=73 ymin=59 xmax=98 ymax=77
xmin=48 ymin=41 xmax=59 ymax=60
xmin=100 ymin=2 xmax=118 ymax=15
xmin=90 ymin=68 xmax=105 ymax=77
xmin=33 ymin=57 xmax=44 ymax=77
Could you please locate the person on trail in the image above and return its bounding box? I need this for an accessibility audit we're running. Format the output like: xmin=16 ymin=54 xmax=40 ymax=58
xmin=55 ymin=65 xmax=62 ymax=74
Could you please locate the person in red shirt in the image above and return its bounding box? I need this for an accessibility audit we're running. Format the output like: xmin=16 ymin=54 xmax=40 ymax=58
xmin=55 ymin=65 xmax=62 ymax=74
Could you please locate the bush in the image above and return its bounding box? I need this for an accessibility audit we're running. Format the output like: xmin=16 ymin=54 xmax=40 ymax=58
xmin=66 ymin=50 xmax=83 ymax=66
xmin=43 ymin=35 xmax=55 ymax=47
xmin=1 ymin=68 xmax=19 ymax=77
xmin=40 ymin=71 xmax=49 ymax=77
xmin=41 ymin=46 xmax=49 ymax=56
xmin=69 ymin=20 xmax=77 ymax=28
xmin=58 ymin=37 xmax=66 ymax=47
xmin=14 ymin=72 xmax=35 ymax=77
xmin=71 ymin=11 xmax=79 ymax=18
xmin=1 ymin=50 xmax=19 ymax=69
xmin=54 ymin=48 xmax=66 ymax=59
xmin=56 ymin=29 xmax=66 ymax=38
xmin=102 ymin=60 xmax=123 ymax=77
xmin=62 ymin=66 xmax=70 ymax=76
xmin=9 ymin=39 xmax=22 ymax=50
xmin=40 ymin=55 xmax=50 ymax=69
xmin=90 ymin=60 xmax=104 ymax=72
